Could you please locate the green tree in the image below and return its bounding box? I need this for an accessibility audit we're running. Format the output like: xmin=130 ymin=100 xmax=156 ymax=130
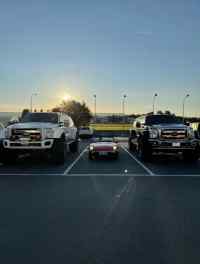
xmin=53 ymin=100 xmax=92 ymax=127
xmin=21 ymin=109 xmax=30 ymax=120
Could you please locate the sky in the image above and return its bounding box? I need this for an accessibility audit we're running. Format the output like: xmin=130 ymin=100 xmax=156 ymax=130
xmin=0 ymin=0 xmax=199 ymax=116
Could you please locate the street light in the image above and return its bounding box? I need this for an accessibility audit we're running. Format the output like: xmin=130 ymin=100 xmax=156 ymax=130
xmin=182 ymin=94 xmax=190 ymax=122
xmin=153 ymin=93 xmax=158 ymax=114
xmin=30 ymin=93 xmax=38 ymax=112
xmin=122 ymin=94 xmax=127 ymax=115
xmin=93 ymin=94 xmax=97 ymax=122
xmin=122 ymin=94 xmax=127 ymax=123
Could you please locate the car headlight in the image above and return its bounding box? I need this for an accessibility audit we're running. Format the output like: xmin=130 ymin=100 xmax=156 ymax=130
xmin=187 ymin=128 xmax=195 ymax=139
xmin=90 ymin=145 xmax=94 ymax=151
xmin=113 ymin=145 xmax=117 ymax=151
xmin=149 ymin=129 xmax=159 ymax=139
xmin=44 ymin=128 xmax=55 ymax=138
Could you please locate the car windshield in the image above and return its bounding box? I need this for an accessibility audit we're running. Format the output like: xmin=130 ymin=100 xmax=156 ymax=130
xmin=21 ymin=113 xmax=58 ymax=123
xmin=146 ymin=115 xmax=183 ymax=125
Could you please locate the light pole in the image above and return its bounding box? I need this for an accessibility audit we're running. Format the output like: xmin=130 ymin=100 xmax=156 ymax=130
xmin=153 ymin=93 xmax=158 ymax=114
xmin=93 ymin=94 xmax=96 ymax=122
xmin=122 ymin=94 xmax=127 ymax=123
xmin=182 ymin=94 xmax=190 ymax=122
xmin=30 ymin=93 xmax=38 ymax=112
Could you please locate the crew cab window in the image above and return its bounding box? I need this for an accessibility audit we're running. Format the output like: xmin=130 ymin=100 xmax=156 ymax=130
xmin=21 ymin=113 xmax=58 ymax=123
xmin=145 ymin=115 xmax=183 ymax=125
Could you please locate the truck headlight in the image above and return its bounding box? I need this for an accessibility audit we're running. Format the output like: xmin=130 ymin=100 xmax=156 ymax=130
xmin=44 ymin=128 xmax=54 ymax=138
xmin=187 ymin=128 xmax=195 ymax=139
xmin=149 ymin=129 xmax=159 ymax=139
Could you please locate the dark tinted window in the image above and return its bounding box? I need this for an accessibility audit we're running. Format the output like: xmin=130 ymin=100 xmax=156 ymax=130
xmin=146 ymin=115 xmax=183 ymax=125
xmin=21 ymin=113 xmax=58 ymax=123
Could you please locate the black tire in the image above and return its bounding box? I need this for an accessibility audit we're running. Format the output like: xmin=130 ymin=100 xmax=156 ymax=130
xmin=183 ymin=148 xmax=199 ymax=162
xmin=51 ymin=137 xmax=67 ymax=165
xmin=0 ymin=149 xmax=18 ymax=165
xmin=69 ymin=140 xmax=79 ymax=153
xmin=113 ymin=153 xmax=119 ymax=160
xmin=89 ymin=152 xmax=95 ymax=160
xmin=138 ymin=139 xmax=152 ymax=161
xmin=129 ymin=140 xmax=136 ymax=152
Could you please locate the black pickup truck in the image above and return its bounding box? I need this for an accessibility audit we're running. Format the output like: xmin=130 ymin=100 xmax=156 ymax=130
xmin=129 ymin=114 xmax=200 ymax=161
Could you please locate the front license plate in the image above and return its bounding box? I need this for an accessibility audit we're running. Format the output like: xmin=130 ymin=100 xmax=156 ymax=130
xmin=99 ymin=152 xmax=108 ymax=156
xmin=172 ymin=142 xmax=181 ymax=147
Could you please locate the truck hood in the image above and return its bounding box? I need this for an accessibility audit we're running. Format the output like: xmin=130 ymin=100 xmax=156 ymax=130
xmin=152 ymin=123 xmax=188 ymax=130
xmin=7 ymin=122 xmax=58 ymax=129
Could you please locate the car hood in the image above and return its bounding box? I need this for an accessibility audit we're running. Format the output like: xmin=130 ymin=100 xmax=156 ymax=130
xmin=152 ymin=123 xmax=187 ymax=130
xmin=7 ymin=122 xmax=58 ymax=129
xmin=91 ymin=142 xmax=117 ymax=148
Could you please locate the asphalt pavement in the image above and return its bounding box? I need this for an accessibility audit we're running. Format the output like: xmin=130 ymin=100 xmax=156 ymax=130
xmin=0 ymin=139 xmax=200 ymax=176
xmin=0 ymin=176 xmax=200 ymax=264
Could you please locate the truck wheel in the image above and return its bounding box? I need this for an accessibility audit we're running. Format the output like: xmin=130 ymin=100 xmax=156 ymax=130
xmin=129 ymin=140 xmax=136 ymax=152
xmin=138 ymin=140 xmax=152 ymax=161
xmin=1 ymin=150 xmax=18 ymax=165
xmin=51 ymin=138 xmax=67 ymax=165
xmin=183 ymin=149 xmax=199 ymax=162
xmin=69 ymin=140 xmax=79 ymax=153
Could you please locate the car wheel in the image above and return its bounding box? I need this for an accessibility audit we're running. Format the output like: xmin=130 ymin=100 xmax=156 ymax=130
xmin=51 ymin=137 xmax=67 ymax=165
xmin=138 ymin=140 xmax=152 ymax=161
xmin=69 ymin=139 xmax=79 ymax=153
xmin=89 ymin=152 xmax=95 ymax=160
xmin=0 ymin=149 xmax=18 ymax=165
xmin=183 ymin=148 xmax=200 ymax=162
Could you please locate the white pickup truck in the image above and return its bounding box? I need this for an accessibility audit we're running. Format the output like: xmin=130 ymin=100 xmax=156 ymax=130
xmin=0 ymin=112 xmax=79 ymax=164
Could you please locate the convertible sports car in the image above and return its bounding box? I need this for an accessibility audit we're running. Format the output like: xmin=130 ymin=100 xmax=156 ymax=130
xmin=88 ymin=137 xmax=119 ymax=160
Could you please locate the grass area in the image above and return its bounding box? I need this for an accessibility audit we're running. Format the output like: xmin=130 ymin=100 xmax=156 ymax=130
xmin=90 ymin=123 xmax=132 ymax=131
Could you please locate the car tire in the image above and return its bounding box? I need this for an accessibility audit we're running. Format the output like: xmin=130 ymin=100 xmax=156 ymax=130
xmin=113 ymin=153 xmax=119 ymax=160
xmin=89 ymin=152 xmax=95 ymax=160
xmin=138 ymin=139 xmax=152 ymax=161
xmin=69 ymin=139 xmax=79 ymax=153
xmin=51 ymin=137 xmax=67 ymax=165
xmin=183 ymin=148 xmax=200 ymax=162
xmin=0 ymin=149 xmax=18 ymax=165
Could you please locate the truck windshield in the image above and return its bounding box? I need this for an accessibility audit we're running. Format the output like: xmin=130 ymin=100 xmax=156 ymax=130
xmin=21 ymin=113 xmax=58 ymax=123
xmin=146 ymin=115 xmax=183 ymax=125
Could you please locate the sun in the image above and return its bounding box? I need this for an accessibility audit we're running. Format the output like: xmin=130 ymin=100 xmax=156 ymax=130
xmin=63 ymin=94 xmax=71 ymax=101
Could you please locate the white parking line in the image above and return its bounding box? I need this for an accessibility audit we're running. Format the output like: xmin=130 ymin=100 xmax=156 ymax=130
xmin=63 ymin=146 xmax=88 ymax=175
xmin=121 ymin=145 xmax=155 ymax=176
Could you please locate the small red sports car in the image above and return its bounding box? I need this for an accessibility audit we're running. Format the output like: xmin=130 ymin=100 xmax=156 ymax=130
xmin=88 ymin=138 xmax=119 ymax=160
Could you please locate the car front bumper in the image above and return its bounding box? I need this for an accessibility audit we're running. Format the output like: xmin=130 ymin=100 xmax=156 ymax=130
xmin=3 ymin=139 xmax=54 ymax=150
xmin=148 ymin=139 xmax=199 ymax=152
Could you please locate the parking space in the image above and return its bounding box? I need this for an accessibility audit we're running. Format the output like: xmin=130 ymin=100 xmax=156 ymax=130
xmin=0 ymin=140 xmax=200 ymax=176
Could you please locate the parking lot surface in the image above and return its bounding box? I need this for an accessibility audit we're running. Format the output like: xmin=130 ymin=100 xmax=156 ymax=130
xmin=0 ymin=139 xmax=199 ymax=176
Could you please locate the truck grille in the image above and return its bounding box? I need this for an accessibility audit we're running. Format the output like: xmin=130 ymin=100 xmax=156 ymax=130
xmin=161 ymin=129 xmax=187 ymax=140
xmin=11 ymin=129 xmax=41 ymax=141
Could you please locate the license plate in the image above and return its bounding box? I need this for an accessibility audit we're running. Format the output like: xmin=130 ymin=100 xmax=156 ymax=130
xmin=99 ymin=152 xmax=108 ymax=156
xmin=172 ymin=142 xmax=181 ymax=147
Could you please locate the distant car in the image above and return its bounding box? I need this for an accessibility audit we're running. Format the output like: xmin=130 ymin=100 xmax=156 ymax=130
xmin=88 ymin=137 xmax=119 ymax=160
xmin=79 ymin=126 xmax=94 ymax=138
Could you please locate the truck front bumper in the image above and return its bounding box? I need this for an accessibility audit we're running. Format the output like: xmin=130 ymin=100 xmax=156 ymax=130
xmin=148 ymin=139 xmax=199 ymax=152
xmin=3 ymin=139 xmax=54 ymax=150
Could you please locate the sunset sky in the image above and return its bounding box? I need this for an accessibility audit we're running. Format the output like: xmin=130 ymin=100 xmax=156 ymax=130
xmin=0 ymin=0 xmax=200 ymax=116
